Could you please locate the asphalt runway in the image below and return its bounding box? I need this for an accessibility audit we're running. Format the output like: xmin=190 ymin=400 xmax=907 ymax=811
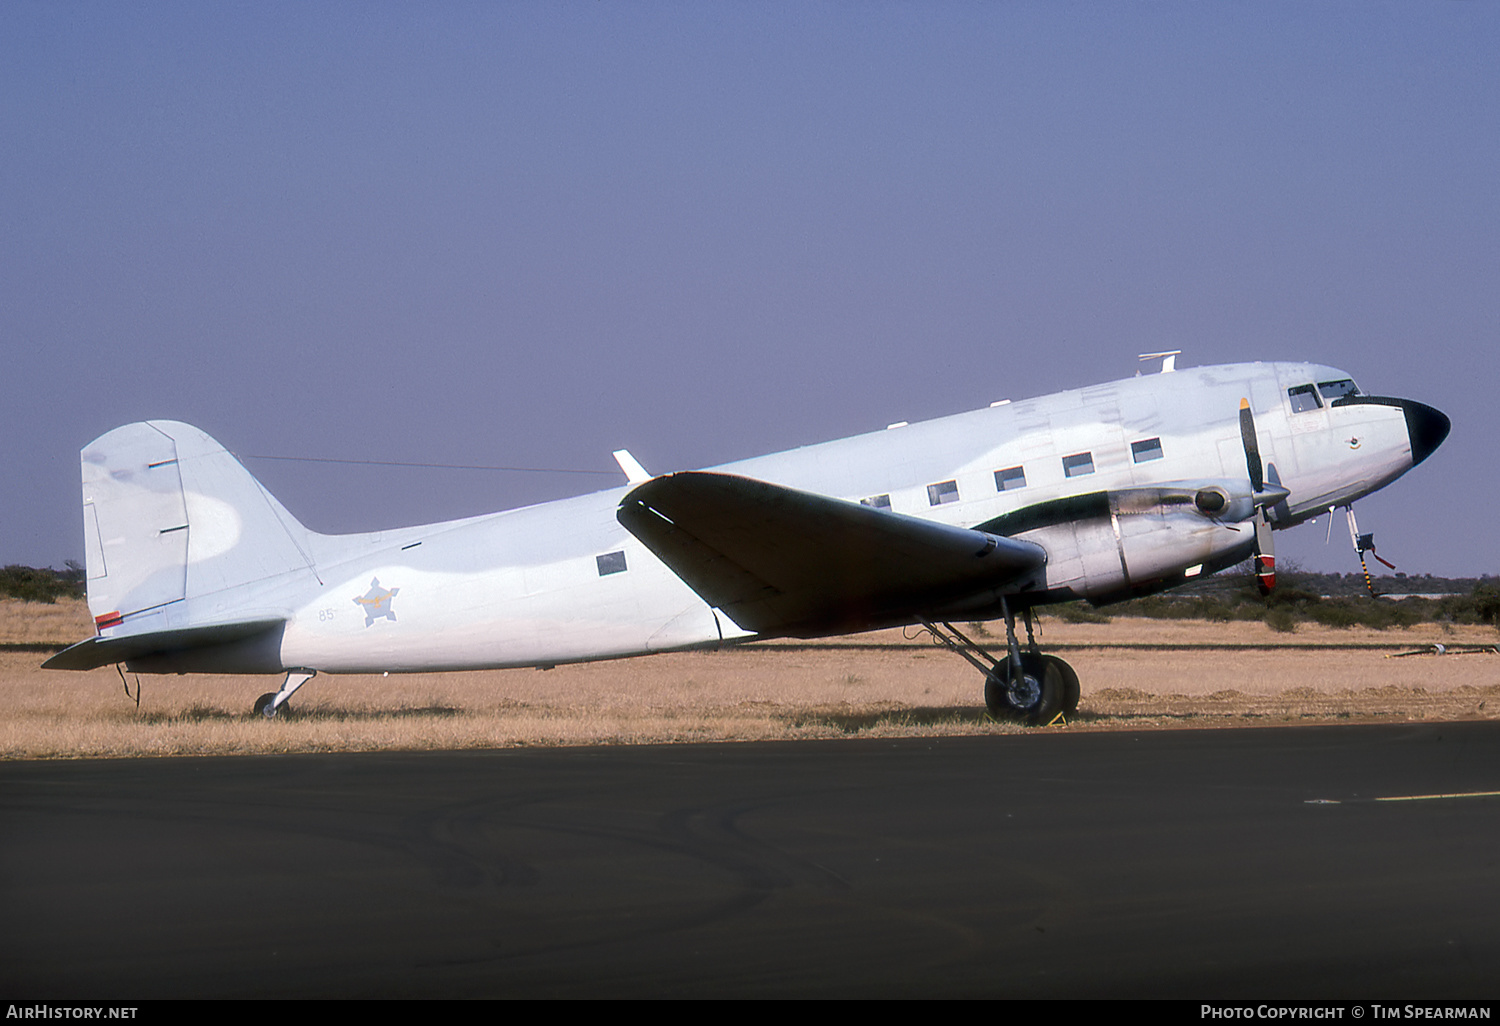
xmin=3 ymin=722 xmax=1499 ymax=999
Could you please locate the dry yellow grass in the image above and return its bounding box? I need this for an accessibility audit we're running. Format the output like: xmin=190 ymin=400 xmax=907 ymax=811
xmin=4 ymin=598 xmax=1499 ymax=759
xmin=0 ymin=597 xmax=91 ymax=645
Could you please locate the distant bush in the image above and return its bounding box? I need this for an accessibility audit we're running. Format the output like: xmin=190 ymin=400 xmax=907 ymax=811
xmin=1477 ymin=585 xmax=1500 ymax=625
xmin=1264 ymin=607 xmax=1298 ymax=633
xmin=1114 ymin=595 xmax=1245 ymax=623
xmin=0 ymin=564 xmax=85 ymax=603
xmin=1304 ymin=598 xmax=1420 ymax=631
xmin=1431 ymin=584 xmax=1500 ymax=629
xmin=1180 ymin=597 xmax=1237 ymax=623
xmin=1097 ymin=571 xmax=1491 ymax=631
xmin=1051 ymin=602 xmax=1112 ymax=624
xmin=1306 ymin=600 xmax=1361 ymax=630
xmin=1262 ymin=583 xmax=1322 ymax=608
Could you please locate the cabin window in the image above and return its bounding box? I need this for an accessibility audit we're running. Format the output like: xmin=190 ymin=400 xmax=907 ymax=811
xmin=1318 ymin=379 xmax=1360 ymax=400
xmin=927 ymin=480 xmax=960 ymax=506
xmin=860 ymin=494 xmax=891 ymax=510
xmin=1062 ymin=452 xmax=1095 ymax=478
xmin=596 ymin=551 xmax=628 ymax=576
xmin=1131 ymin=438 xmax=1164 ymax=463
xmin=1288 ymin=384 xmax=1322 ymax=413
xmin=994 ymin=466 xmax=1027 ymax=492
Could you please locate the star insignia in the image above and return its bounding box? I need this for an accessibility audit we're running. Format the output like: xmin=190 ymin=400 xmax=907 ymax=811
xmin=353 ymin=577 xmax=400 ymax=627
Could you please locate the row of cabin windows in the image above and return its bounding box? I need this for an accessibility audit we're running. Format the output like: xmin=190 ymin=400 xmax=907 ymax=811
xmin=861 ymin=435 xmax=1167 ymax=509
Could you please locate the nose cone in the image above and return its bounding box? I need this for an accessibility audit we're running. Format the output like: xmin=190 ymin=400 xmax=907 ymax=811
xmin=1403 ymin=400 xmax=1450 ymax=466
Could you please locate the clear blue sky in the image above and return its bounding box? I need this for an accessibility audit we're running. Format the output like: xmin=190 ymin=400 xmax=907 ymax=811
xmin=4 ymin=2 xmax=1495 ymax=578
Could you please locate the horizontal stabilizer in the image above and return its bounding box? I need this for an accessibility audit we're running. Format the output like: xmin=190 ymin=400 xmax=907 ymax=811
xmin=618 ymin=472 xmax=1046 ymax=636
xmin=42 ymin=618 xmax=285 ymax=671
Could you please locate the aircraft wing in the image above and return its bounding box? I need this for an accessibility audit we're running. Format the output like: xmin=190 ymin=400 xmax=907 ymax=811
xmin=618 ymin=472 xmax=1046 ymax=636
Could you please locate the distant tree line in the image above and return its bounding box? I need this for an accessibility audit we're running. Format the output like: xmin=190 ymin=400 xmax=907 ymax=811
xmin=0 ymin=564 xmax=86 ymax=603
xmin=1054 ymin=568 xmax=1500 ymax=632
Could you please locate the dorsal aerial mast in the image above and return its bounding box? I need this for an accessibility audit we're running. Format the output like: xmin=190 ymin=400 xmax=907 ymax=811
xmin=1137 ymin=350 xmax=1182 ymax=374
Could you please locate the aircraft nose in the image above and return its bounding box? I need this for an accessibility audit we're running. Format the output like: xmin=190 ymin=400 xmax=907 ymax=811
xmin=1403 ymin=400 xmax=1450 ymax=466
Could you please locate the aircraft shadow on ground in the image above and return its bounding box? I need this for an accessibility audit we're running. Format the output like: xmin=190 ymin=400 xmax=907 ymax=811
xmin=128 ymin=704 xmax=468 ymax=724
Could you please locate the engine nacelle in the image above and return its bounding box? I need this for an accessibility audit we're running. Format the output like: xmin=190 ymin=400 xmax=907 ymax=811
xmin=981 ymin=482 xmax=1259 ymax=604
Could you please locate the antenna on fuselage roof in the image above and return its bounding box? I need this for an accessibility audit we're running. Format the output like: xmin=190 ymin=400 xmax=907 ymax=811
xmin=1137 ymin=350 xmax=1182 ymax=374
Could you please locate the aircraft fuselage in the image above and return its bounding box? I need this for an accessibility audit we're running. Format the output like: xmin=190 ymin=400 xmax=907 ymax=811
xmin=56 ymin=360 xmax=1447 ymax=677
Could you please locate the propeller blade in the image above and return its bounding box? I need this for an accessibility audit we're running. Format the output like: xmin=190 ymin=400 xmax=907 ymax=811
xmin=1254 ymin=509 xmax=1276 ymax=595
xmin=1239 ymin=398 xmax=1264 ymax=494
xmin=1239 ymin=399 xmax=1283 ymax=593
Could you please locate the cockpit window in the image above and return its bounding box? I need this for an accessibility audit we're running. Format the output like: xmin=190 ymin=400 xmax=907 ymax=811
xmin=1318 ymin=379 xmax=1360 ymax=400
xmin=1287 ymin=384 xmax=1322 ymax=413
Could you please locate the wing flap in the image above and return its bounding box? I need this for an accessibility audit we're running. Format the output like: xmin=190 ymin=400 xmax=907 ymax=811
xmin=618 ymin=472 xmax=1045 ymax=636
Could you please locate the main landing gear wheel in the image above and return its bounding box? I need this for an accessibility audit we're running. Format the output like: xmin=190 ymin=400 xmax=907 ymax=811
xmin=984 ymin=652 xmax=1064 ymax=725
xmin=920 ymin=618 xmax=1076 ymax=726
xmin=1042 ymin=654 xmax=1081 ymax=718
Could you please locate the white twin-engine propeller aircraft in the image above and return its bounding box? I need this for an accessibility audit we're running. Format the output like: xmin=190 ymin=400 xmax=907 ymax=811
xmin=45 ymin=358 xmax=1449 ymax=725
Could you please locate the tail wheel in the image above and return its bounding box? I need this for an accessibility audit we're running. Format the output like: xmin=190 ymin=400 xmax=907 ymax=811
xmin=252 ymin=692 xmax=290 ymax=719
xmin=984 ymin=653 xmax=1064 ymax=725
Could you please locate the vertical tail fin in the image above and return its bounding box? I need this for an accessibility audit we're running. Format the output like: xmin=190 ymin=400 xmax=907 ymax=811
xmin=78 ymin=421 xmax=317 ymax=636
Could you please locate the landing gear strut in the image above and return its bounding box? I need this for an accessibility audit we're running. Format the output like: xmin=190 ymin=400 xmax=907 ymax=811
xmin=922 ymin=601 xmax=1079 ymax=725
xmin=253 ymin=669 xmax=316 ymax=719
